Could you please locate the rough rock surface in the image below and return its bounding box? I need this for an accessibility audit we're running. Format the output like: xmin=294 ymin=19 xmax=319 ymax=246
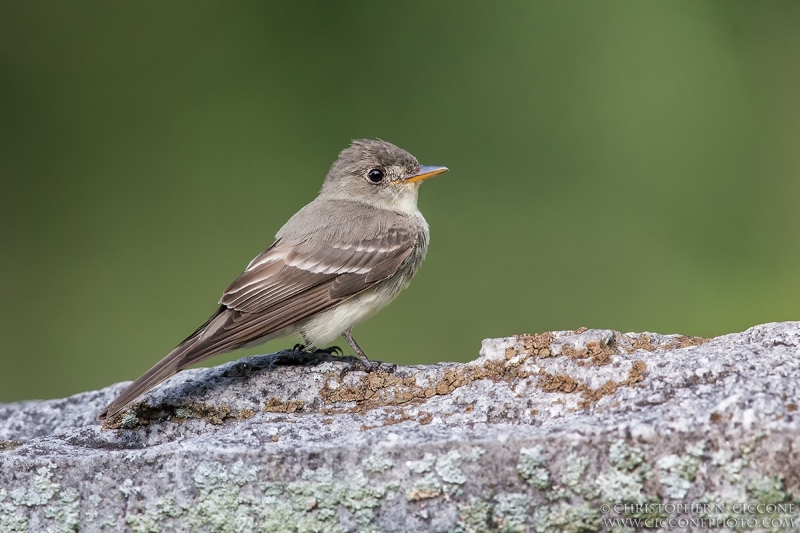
xmin=1 ymin=322 xmax=799 ymax=532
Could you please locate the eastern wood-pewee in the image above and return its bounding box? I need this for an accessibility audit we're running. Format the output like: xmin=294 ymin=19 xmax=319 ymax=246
xmin=99 ymin=139 xmax=448 ymax=420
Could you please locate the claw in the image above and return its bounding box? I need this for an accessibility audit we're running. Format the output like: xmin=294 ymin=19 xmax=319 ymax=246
xmin=327 ymin=345 xmax=344 ymax=356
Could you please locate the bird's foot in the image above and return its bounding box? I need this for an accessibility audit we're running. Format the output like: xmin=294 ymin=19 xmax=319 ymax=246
xmin=339 ymin=329 xmax=384 ymax=373
xmin=349 ymin=356 xmax=381 ymax=373
xmin=315 ymin=345 xmax=344 ymax=356
xmin=292 ymin=343 xmax=342 ymax=356
xmin=291 ymin=343 xmax=306 ymax=355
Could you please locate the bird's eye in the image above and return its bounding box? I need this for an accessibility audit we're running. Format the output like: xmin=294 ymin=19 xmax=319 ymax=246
xmin=366 ymin=169 xmax=384 ymax=184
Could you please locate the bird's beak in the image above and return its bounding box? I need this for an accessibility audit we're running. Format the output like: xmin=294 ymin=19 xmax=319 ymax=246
xmin=398 ymin=165 xmax=449 ymax=185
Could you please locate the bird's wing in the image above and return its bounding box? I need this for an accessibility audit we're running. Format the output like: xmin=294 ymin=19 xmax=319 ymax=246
xmin=222 ymin=224 xmax=414 ymax=312
xmin=182 ymin=224 xmax=416 ymax=364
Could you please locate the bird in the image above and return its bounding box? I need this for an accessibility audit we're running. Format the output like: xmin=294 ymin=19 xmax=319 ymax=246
xmin=98 ymin=139 xmax=448 ymax=420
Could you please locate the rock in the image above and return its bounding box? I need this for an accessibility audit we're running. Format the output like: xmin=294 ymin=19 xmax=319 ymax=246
xmin=1 ymin=322 xmax=799 ymax=532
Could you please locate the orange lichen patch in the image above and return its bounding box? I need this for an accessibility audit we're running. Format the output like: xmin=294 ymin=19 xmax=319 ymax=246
xmin=191 ymin=404 xmax=233 ymax=425
xmin=475 ymin=357 xmax=531 ymax=381
xmin=626 ymin=360 xmax=647 ymax=385
xmin=434 ymin=368 xmax=470 ymax=395
xmin=320 ymin=370 xmax=415 ymax=406
xmin=238 ymin=408 xmax=256 ymax=420
xmin=318 ymin=349 xmax=539 ymax=417
xmin=418 ymin=411 xmax=433 ymax=425
xmin=626 ymin=334 xmax=657 ymax=352
xmin=263 ymin=397 xmax=304 ymax=413
xmin=624 ymin=333 xmax=709 ymax=353
xmin=0 ymin=440 xmax=23 ymax=452
xmin=560 ymin=339 xmax=616 ymax=367
xmin=538 ymin=373 xmax=579 ymax=393
xmin=407 ymin=487 xmax=441 ymax=501
xmin=506 ymin=332 xmax=556 ymax=359
xmin=665 ymin=335 xmax=710 ymax=349
xmin=538 ymin=360 xmax=648 ymax=410
xmin=361 ymin=407 xmax=414 ymax=431
xmin=579 ymin=380 xmax=618 ymax=409
xmin=317 ymin=330 xmax=651 ymax=420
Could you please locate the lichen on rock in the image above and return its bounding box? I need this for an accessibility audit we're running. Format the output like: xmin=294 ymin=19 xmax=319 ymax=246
xmin=1 ymin=322 xmax=799 ymax=531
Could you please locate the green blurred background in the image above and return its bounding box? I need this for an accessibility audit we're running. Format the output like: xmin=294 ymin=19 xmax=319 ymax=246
xmin=2 ymin=1 xmax=799 ymax=403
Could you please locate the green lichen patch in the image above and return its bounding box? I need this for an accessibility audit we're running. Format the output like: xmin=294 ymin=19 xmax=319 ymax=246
xmin=533 ymin=501 xmax=600 ymax=533
xmin=10 ymin=464 xmax=60 ymax=507
xmin=436 ymin=450 xmax=467 ymax=485
xmin=0 ymin=489 xmax=29 ymax=532
xmin=608 ymin=440 xmax=645 ymax=472
xmin=456 ymin=492 xmax=547 ymax=533
xmin=265 ymin=467 xmax=387 ymax=528
xmin=104 ymin=401 xmax=256 ymax=430
xmin=407 ymin=453 xmax=437 ymax=474
xmin=596 ymin=442 xmax=651 ymax=505
xmin=561 ymin=451 xmax=590 ymax=492
xmin=43 ymin=487 xmax=81 ymax=533
xmin=126 ymin=495 xmax=185 ymax=533
xmin=715 ymin=434 xmax=767 ymax=483
xmin=493 ymin=493 xmax=530 ymax=533
xmin=406 ymin=473 xmax=442 ymax=502
xmin=747 ymin=475 xmax=792 ymax=505
xmin=122 ymin=459 xmax=395 ymax=532
xmin=464 ymin=447 xmax=486 ymax=462
xmin=120 ymin=412 xmax=140 ymax=429
xmin=656 ymin=441 xmax=703 ymax=500
xmin=518 ymin=446 xmax=550 ymax=490
xmin=125 ymin=460 xmax=263 ymax=533
xmin=457 ymin=496 xmax=492 ymax=533
xmin=362 ymin=450 xmax=394 ymax=473
xmin=656 ymin=458 xmax=692 ymax=499
xmin=189 ymin=461 xmax=258 ymax=532
xmin=405 ymin=450 xmax=473 ymax=502
xmin=3 ymin=464 xmax=86 ymax=533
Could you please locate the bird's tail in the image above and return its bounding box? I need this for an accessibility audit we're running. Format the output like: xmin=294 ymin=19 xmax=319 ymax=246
xmin=98 ymin=307 xmax=229 ymax=421
xmin=97 ymin=337 xmax=199 ymax=421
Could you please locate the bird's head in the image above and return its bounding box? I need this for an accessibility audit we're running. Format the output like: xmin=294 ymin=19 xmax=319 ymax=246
xmin=320 ymin=139 xmax=448 ymax=212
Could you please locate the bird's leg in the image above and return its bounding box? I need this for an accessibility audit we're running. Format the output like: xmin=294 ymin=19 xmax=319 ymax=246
xmin=342 ymin=329 xmax=379 ymax=371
